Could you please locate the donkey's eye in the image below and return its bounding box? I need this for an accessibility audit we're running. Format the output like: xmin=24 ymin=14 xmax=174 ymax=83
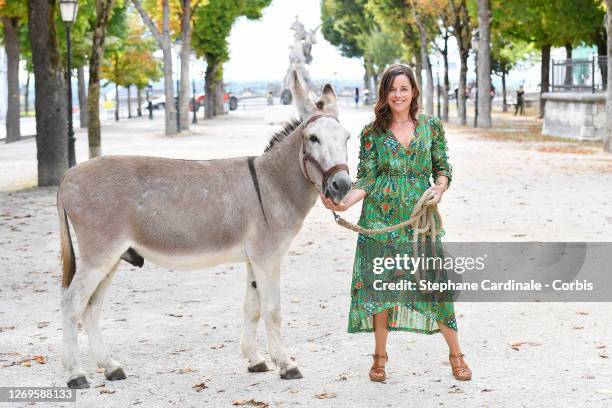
xmin=309 ymin=135 xmax=320 ymax=143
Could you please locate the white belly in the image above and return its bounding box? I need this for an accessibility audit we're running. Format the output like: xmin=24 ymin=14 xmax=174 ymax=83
xmin=133 ymin=244 xmax=247 ymax=271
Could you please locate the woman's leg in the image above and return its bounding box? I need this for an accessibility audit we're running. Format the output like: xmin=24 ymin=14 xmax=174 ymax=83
xmin=373 ymin=309 xmax=389 ymax=360
xmin=436 ymin=320 xmax=461 ymax=355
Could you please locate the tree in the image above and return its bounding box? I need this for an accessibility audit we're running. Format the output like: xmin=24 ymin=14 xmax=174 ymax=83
xmin=448 ymin=0 xmax=472 ymax=125
xmin=27 ymin=0 xmax=68 ymax=186
xmin=192 ymin=0 xmax=271 ymax=119
xmin=101 ymin=11 xmax=162 ymax=120
xmin=321 ymin=0 xmax=376 ymax=98
xmin=606 ymin=0 xmax=612 ymax=153
xmin=358 ymin=27 xmax=401 ymax=92
xmin=133 ymin=0 xmax=178 ymax=134
xmin=476 ymin=0 xmax=491 ymax=127
xmin=0 ymin=0 xmax=27 ymax=143
xmin=87 ymin=1 xmax=121 ymax=157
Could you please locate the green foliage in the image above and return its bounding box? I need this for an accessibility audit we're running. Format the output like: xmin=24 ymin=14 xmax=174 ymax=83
xmin=192 ymin=0 xmax=271 ymax=65
xmin=101 ymin=10 xmax=161 ymax=88
xmin=358 ymin=27 xmax=401 ymax=76
xmin=321 ymin=0 xmax=374 ymax=59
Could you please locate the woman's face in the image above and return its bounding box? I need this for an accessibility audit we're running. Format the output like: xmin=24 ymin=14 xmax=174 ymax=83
xmin=386 ymin=74 xmax=412 ymax=117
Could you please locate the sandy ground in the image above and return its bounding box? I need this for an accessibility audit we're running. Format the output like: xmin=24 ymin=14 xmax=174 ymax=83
xmin=1 ymin=104 xmax=612 ymax=407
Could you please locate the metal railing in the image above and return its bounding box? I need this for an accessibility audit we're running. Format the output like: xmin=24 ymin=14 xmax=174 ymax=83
xmin=551 ymin=55 xmax=607 ymax=93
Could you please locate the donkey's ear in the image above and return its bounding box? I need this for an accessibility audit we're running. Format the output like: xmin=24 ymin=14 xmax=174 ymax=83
xmin=320 ymin=83 xmax=338 ymax=117
xmin=290 ymin=70 xmax=316 ymax=120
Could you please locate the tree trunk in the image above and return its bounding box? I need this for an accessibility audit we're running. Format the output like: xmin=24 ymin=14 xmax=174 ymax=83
xmin=442 ymin=34 xmax=449 ymax=122
xmin=24 ymin=72 xmax=30 ymax=115
xmin=564 ymin=43 xmax=573 ymax=87
xmin=77 ymin=65 xmax=88 ymax=128
xmin=412 ymin=6 xmax=433 ymax=115
xmin=28 ymin=0 xmax=68 ymax=186
xmin=137 ymin=87 xmax=142 ymax=116
xmin=215 ymin=67 xmax=225 ymax=116
xmin=2 ymin=16 xmax=21 ymax=143
xmin=597 ymin=40 xmax=607 ymax=90
xmin=127 ymin=84 xmax=132 ymax=118
xmin=415 ymin=52 xmax=423 ymax=110
xmin=115 ymin=81 xmax=119 ymax=120
xmin=540 ymin=44 xmax=551 ymax=119
xmin=605 ymin=0 xmax=612 ymax=153
xmin=502 ymin=70 xmax=507 ymax=112
xmin=204 ymin=60 xmax=218 ymax=119
xmin=179 ymin=0 xmax=192 ymax=130
xmin=88 ymin=0 xmax=115 ymax=158
xmin=458 ymin=48 xmax=469 ymax=125
xmin=477 ymin=0 xmax=492 ymax=128
xmin=133 ymin=0 xmax=177 ymax=135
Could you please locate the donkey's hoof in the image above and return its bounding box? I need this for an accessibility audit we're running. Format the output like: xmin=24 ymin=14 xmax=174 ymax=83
xmin=67 ymin=376 xmax=90 ymax=389
xmin=280 ymin=367 xmax=303 ymax=380
xmin=248 ymin=361 xmax=269 ymax=373
xmin=105 ymin=367 xmax=126 ymax=381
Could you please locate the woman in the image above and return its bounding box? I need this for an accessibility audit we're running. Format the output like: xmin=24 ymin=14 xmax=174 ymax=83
xmin=321 ymin=64 xmax=471 ymax=382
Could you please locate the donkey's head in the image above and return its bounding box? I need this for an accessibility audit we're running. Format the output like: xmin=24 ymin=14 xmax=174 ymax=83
xmin=289 ymin=70 xmax=352 ymax=204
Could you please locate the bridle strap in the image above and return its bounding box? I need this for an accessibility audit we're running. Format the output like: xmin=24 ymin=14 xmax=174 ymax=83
xmin=301 ymin=113 xmax=349 ymax=192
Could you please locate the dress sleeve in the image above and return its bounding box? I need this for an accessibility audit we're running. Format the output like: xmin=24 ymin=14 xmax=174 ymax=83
xmin=430 ymin=116 xmax=453 ymax=189
xmin=353 ymin=124 xmax=378 ymax=195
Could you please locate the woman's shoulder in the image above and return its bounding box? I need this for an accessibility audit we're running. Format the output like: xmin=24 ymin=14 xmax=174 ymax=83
xmin=359 ymin=122 xmax=386 ymax=138
xmin=419 ymin=113 xmax=443 ymax=132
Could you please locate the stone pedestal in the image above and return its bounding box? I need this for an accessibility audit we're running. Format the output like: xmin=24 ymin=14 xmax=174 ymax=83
xmin=541 ymin=92 xmax=605 ymax=141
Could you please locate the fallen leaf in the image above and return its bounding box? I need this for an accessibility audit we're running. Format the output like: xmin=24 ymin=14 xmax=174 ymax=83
xmin=178 ymin=367 xmax=198 ymax=374
xmin=575 ymin=310 xmax=589 ymax=315
xmin=232 ymin=399 xmax=269 ymax=407
xmin=99 ymin=388 xmax=116 ymax=394
xmin=596 ymin=389 xmax=612 ymax=395
xmin=599 ymin=352 xmax=609 ymax=359
xmin=336 ymin=374 xmax=348 ymax=381
xmin=573 ymin=326 xmax=584 ymax=330
xmin=166 ymin=313 xmax=183 ymax=318
xmin=209 ymin=344 xmax=224 ymax=349
xmin=481 ymin=388 xmax=494 ymax=392
xmin=0 ymin=326 xmax=15 ymax=332
xmin=37 ymin=321 xmax=50 ymax=329
xmin=192 ymin=382 xmax=208 ymax=392
xmin=287 ymin=387 xmax=299 ymax=394
xmin=290 ymin=298 xmax=301 ymax=304
xmin=510 ymin=341 xmax=542 ymax=351
xmin=314 ymin=392 xmax=337 ymax=399
xmin=595 ymin=344 xmax=607 ymax=349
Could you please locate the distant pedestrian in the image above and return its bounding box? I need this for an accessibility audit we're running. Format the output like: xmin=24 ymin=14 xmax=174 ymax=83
xmin=355 ymin=87 xmax=360 ymax=107
xmin=514 ymin=86 xmax=525 ymax=116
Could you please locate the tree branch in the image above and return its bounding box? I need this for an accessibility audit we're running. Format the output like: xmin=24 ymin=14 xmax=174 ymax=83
xmin=132 ymin=0 xmax=163 ymax=46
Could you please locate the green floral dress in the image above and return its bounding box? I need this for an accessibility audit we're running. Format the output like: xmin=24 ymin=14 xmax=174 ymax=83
xmin=348 ymin=113 xmax=457 ymax=334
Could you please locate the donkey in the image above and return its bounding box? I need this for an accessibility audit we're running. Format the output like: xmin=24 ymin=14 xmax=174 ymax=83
xmin=57 ymin=70 xmax=352 ymax=389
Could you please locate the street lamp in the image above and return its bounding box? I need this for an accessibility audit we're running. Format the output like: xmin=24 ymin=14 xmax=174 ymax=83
xmin=471 ymin=31 xmax=479 ymax=128
xmin=60 ymin=0 xmax=78 ymax=167
xmin=174 ymin=40 xmax=182 ymax=132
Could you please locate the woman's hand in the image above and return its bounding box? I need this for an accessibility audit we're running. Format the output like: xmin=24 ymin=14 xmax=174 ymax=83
xmin=320 ymin=193 xmax=349 ymax=211
xmin=426 ymin=185 xmax=445 ymax=204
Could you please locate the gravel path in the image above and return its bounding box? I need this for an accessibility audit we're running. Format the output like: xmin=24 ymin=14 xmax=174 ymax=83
xmin=1 ymin=107 xmax=611 ymax=407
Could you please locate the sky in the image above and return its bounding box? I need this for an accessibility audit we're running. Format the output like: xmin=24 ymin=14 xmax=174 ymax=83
xmin=222 ymin=0 xmax=365 ymax=82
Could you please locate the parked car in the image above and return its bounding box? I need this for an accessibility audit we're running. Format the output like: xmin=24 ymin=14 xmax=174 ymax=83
xmin=191 ymin=92 xmax=238 ymax=111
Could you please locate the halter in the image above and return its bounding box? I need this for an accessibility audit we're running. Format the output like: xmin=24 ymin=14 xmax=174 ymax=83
xmin=300 ymin=113 xmax=350 ymax=193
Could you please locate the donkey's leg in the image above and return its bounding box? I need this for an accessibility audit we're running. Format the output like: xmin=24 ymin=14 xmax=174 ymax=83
xmin=240 ymin=262 xmax=269 ymax=373
xmin=81 ymin=262 xmax=126 ymax=381
xmin=250 ymin=257 xmax=302 ymax=380
xmin=61 ymin=262 xmax=112 ymax=389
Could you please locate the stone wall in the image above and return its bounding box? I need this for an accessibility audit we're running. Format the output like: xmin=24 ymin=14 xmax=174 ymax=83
xmin=541 ymin=92 xmax=605 ymax=141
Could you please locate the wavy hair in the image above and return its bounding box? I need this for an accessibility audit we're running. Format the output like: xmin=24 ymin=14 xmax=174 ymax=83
xmin=372 ymin=64 xmax=420 ymax=133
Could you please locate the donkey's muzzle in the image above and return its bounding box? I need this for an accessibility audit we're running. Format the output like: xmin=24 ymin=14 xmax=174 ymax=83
xmin=326 ymin=171 xmax=351 ymax=204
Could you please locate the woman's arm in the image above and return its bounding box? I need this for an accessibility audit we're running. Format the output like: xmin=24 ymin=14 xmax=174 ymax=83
xmin=429 ymin=117 xmax=453 ymax=203
xmin=321 ymin=125 xmax=377 ymax=212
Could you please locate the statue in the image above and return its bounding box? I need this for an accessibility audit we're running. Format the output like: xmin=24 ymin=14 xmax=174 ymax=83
xmin=281 ymin=16 xmax=320 ymax=104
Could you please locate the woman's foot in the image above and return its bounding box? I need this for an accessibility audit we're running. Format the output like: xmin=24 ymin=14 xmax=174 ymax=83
xmin=369 ymin=353 xmax=388 ymax=382
xmin=449 ymin=353 xmax=472 ymax=381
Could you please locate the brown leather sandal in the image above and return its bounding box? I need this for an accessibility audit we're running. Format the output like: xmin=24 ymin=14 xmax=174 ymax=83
xmin=449 ymin=353 xmax=472 ymax=381
xmin=369 ymin=353 xmax=388 ymax=382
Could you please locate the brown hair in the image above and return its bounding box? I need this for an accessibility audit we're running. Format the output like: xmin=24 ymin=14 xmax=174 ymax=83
xmin=372 ymin=64 xmax=420 ymax=133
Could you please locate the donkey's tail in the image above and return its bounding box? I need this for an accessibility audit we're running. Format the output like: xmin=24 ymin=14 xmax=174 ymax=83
xmin=58 ymin=194 xmax=76 ymax=289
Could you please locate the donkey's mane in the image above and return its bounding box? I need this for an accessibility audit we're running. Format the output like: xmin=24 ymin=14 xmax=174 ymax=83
xmin=264 ymin=117 xmax=303 ymax=153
